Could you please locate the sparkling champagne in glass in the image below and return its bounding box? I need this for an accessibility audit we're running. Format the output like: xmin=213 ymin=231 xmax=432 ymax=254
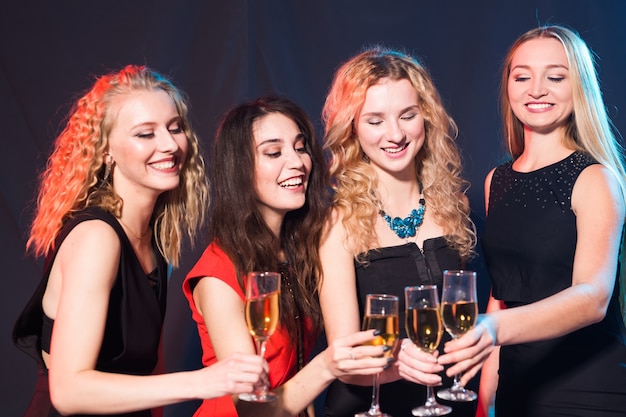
xmin=239 ymin=271 xmax=280 ymax=402
xmin=437 ymin=270 xmax=478 ymax=402
xmin=405 ymin=285 xmax=452 ymax=416
xmin=355 ymin=294 xmax=399 ymax=417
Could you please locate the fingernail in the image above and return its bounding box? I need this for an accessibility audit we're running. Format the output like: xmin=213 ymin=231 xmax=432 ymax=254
xmin=373 ymin=329 xmax=382 ymax=336
xmin=382 ymin=345 xmax=391 ymax=352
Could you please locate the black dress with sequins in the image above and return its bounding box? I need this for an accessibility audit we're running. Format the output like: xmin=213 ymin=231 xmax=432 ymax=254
xmin=481 ymin=151 xmax=626 ymax=416
xmin=324 ymin=238 xmax=476 ymax=417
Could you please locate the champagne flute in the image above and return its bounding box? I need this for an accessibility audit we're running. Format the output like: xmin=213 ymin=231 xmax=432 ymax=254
xmin=355 ymin=294 xmax=399 ymax=417
xmin=405 ymin=285 xmax=452 ymax=416
xmin=437 ymin=270 xmax=478 ymax=402
xmin=239 ymin=271 xmax=280 ymax=402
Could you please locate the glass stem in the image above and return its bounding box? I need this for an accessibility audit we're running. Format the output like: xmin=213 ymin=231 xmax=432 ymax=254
xmin=425 ymin=384 xmax=437 ymax=407
xmin=367 ymin=373 xmax=382 ymax=415
xmin=256 ymin=339 xmax=268 ymax=395
xmin=257 ymin=339 xmax=267 ymax=358
xmin=451 ymin=372 xmax=463 ymax=392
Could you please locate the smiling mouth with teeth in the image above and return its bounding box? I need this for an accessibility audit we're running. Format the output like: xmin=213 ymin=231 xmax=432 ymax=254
xmin=526 ymin=103 xmax=553 ymax=110
xmin=150 ymin=160 xmax=176 ymax=170
xmin=383 ymin=144 xmax=408 ymax=154
xmin=279 ymin=177 xmax=304 ymax=188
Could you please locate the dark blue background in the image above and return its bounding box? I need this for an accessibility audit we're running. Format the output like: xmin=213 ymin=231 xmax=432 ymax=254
xmin=2 ymin=1 xmax=624 ymax=415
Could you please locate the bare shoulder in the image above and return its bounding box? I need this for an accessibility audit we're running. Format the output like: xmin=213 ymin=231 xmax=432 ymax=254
xmin=321 ymin=206 xmax=347 ymax=242
xmin=573 ymin=164 xmax=625 ymax=214
xmin=484 ymin=167 xmax=497 ymax=189
xmin=56 ymin=219 xmax=121 ymax=275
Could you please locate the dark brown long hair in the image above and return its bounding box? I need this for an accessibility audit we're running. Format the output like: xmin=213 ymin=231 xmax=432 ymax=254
xmin=210 ymin=96 xmax=328 ymax=341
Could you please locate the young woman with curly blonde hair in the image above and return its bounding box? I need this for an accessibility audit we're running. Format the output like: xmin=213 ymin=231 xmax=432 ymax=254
xmin=13 ymin=65 xmax=266 ymax=417
xmin=319 ymin=47 xmax=476 ymax=417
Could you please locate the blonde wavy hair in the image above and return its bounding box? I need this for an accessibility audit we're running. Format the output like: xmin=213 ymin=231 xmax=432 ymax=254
xmin=322 ymin=46 xmax=476 ymax=260
xmin=501 ymin=25 xmax=626 ymax=320
xmin=27 ymin=65 xmax=209 ymax=267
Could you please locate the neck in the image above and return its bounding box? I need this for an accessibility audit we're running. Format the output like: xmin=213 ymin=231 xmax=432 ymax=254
xmin=517 ymin=130 xmax=574 ymax=171
xmin=376 ymin=178 xmax=422 ymax=214
xmin=118 ymin=203 xmax=154 ymax=242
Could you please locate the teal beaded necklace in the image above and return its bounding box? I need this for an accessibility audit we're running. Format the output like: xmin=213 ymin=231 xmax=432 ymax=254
xmin=378 ymin=184 xmax=426 ymax=239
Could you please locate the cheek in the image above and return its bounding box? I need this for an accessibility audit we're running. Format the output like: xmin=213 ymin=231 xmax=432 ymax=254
xmin=178 ymin=136 xmax=190 ymax=158
xmin=407 ymin=118 xmax=426 ymax=137
xmin=507 ymin=82 xmax=524 ymax=103
xmin=254 ymin=161 xmax=276 ymax=188
xmin=303 ymin=154 xmax=313 ymax=174
xmin=356 ymin=129 xmax=377 ymax=149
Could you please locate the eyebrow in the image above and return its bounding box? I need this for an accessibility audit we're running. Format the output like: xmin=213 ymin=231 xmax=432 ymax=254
xmin=256 ymin=133 xmax=305 ymax=148
xmin=510 ymin=64 xmax=569 ymax=71
xmin=131 ymin=115 xmax=181 ymax=130
xmin=360 ymin=105 xmax=419 ymax=118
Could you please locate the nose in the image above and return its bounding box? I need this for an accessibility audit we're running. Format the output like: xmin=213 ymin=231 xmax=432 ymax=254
xmin=387 ymin=120 xmax=405 ymax=142
xmin=157 ymin=129 xmax=180 ymax=152
xmin=528 ymin=78 xmax=547 ymax=98
xmin=285 ymin=148 xmax=306 ymax=169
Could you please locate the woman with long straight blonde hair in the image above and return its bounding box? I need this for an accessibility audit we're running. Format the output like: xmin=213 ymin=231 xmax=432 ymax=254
xmin=439 ymin=25 xmax=626 ymax=417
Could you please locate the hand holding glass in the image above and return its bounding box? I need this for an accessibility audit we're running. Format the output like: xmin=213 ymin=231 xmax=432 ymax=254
xmin=405 ymin=285 xmax=452 ymax=416
xmin=437 ymin=270 xmax=478 ymax=402
xmin=239 ymin=271 xmax=280 ymax=402
xmin=355 ymin=294 xmax=399 ymax=417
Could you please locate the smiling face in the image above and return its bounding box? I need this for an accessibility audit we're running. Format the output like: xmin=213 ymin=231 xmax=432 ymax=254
xmin=106 ymin=89 xmax=188 ymax=200
xmin=356 ymin=78 xmax=425 ymax=179
xmin=252 ymin=112 xmax=312 ymax=232
xmin=507 ymin=37 xmax=574 ymax=136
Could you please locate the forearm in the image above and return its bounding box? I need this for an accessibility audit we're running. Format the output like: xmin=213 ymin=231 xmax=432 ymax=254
xmin=50 ymin=369 xmax=201 ymax=415
xmin=493 ymin=284 xmax=607 ymax=346
xmin=274 ymin=351 xmax=336 ymax=416
xmin=235 ymin=352 xmax=335 ymax=417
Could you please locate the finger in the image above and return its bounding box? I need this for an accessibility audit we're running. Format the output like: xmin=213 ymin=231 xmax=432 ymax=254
xmin=443 ymin=343 xmax=493 ymax=377
xmin=355 ymin=344 xmax=393 ymax=359
xmin=334 ymin=329 xmax=381 ymax=348
xmin=230 ymin=352 xmax=266 ymax=365
xmin=447 ymin=333 xmax=495 ymax=365
xmin=459 ymin=363 xmax=482 ymax=385
xmin=396 ymin=360 xmax=443 ymax=385
xmin=399 ymin=342 xmax=439 ymax=363
xmin=442 ymin=328 xmax=483 ymax=352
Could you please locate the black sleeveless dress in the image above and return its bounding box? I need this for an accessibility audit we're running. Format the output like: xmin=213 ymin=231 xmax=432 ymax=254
xmin=13 ymin=206 xmax=168 ymax=417
xmin=324 ymin=238 xmax=476 ymax=417
xmin=481 ymin=152 xmax=626 ymax=416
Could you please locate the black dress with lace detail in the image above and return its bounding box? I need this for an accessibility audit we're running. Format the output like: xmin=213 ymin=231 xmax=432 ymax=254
xmin=324 ymin=238 xmax=475 ymax=417
xmin=482 ymin=151 xmax=626 ymax=416
xmin=13 ymin=206 xmax=167 ymax=417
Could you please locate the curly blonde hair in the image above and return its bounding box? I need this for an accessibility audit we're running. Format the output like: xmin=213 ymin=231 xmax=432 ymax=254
xmin=322 ymin=46 xmax=476 ymax=260
xmin=27 ymin=65 xmax=209 ymax=267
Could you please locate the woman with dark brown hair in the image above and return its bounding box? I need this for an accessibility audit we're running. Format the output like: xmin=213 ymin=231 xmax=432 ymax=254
xmin=184 ymin=96 xmax=389 ymax=417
